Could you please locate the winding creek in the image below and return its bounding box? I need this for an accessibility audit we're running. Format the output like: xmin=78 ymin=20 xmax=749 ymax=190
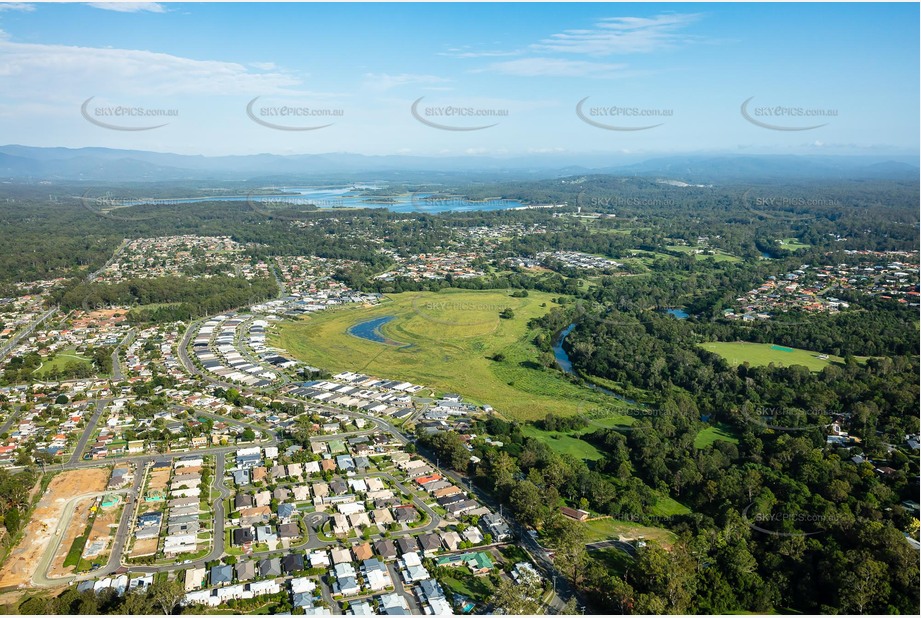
xmin=552 ymin=323 xmax=643 ymax=406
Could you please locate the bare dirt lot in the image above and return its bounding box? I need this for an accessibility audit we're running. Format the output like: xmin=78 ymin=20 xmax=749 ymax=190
xmin=148 ymin=469 xmax=171 ymax=491
xmin=0 ymin=469 xmax=108 ymax=588
xmin=129 ymin=537 xmax=159 ymax=559
xmin=47 ymin=497 xmax=95 ymax=578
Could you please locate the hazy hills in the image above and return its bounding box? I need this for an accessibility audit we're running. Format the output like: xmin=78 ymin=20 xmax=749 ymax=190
xmin=0 ymin=145 xmax=916 ymax=184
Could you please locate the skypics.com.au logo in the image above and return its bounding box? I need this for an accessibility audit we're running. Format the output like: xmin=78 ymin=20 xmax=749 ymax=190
xmin=81 ymin=97 xmax=178 ymax=131
xmin=740 ymin=96 xmax=837 ymax=131
xmin=742 ymin=502 xmax=840 ymax=537
xmin=246 ymin=97 xmax=343 ymax=131
xmin=576 ymin=97 xmax=672 ymax=131
xmin=411 ymin=97 xmax=507 ymax=131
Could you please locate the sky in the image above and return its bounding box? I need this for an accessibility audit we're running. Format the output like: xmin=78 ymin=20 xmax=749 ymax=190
xmin=0 ymin=1 xmax=918 ymax=157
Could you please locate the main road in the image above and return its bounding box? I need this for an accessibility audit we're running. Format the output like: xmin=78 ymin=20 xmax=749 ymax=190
xmin=67 ymin=398 xmax=109 ymax=465
xmin=0 ymin=307 xmax=58 ymax=362
xmin=110 ymin=329 xmax=134 ymax=383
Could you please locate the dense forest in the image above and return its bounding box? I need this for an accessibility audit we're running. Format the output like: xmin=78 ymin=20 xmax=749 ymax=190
xmin=51 ymin=275 xmax=279 ymax=323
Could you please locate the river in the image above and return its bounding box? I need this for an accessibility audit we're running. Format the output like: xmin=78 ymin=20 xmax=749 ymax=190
xmin=552 ymin=323 xmax=643 ymax=406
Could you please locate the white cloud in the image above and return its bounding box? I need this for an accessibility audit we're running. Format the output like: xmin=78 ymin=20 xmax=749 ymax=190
xmin=439 ymin=46 xmax=521 ymax=59
xmin=481 ymin=57 xmax=629 ymax=79
xmin=532 ymin=13 xmax=702 ymax=56
xmin=86 ymin=2 xmax=166 ymax=13
xmin=0 ymin=34 xmax=307 ymax=99
xmin=362 ymin=72 xmax=450 ymax=92
xmin=0 ymin=3 xmax=34 ymax=12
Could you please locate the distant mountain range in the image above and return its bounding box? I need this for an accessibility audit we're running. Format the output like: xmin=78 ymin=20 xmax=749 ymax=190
xmin=0 ymin=145 xmax=916 ymax=183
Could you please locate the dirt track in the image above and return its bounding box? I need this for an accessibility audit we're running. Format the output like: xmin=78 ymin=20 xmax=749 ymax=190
xmin=0 ymin=469 xmax=108 ymax=588
xmin=47 ymin=497 xmax=95 ymax=578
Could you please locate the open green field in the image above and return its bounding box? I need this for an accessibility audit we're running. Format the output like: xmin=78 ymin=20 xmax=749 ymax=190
xmin=582 ymin=517 xmax=678 ymax=548
xmin=622 ymin=249 xmax=675 ymax=265
xmin=35 ymin=347 xmax=93 ymax=377
xmin=699 ymin=341 xmax=858 ymax=371
xmin=520 ymin=411 xmax=641 ymax=461
xmin=666 ymin=245 xmax=741 ymax=263
xmin=272 ymin=289 xmax=628 ymax=420
xmin=520 ymin=425 xmax=605 ymax=461
xmin=776 ymin=237 xmax=811 ymax=251
xmin=694 ymin=422 xmax=739 ymax=449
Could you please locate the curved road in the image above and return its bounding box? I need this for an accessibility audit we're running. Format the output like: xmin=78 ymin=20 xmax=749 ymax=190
xmin=32 ymin=489 xmax=130 ymax=587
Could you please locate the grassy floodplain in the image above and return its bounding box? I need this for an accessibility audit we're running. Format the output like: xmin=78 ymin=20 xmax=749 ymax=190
xmin=272 ymin=288 xmax=629 ymax=420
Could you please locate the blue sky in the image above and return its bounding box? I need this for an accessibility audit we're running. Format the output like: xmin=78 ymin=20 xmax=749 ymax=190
xmin=0 ymin=1 xmax=917 ymax=157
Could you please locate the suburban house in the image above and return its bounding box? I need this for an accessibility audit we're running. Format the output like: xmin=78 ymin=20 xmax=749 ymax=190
xmin=277 ymin=503 xmax=297 ymax=521
xmin=331 ymin=547 xmax=352 ymax=565
xmin=239 ymin=506 xmax=272 ymax=526
xmin=440 ymin=530 xmax=462 ymax=552
xmin=418 ymin=533 xmax=441 ymax=557
xmin=362 ymin=558 xmax=392 ymax=591
xmin=258 ymin=557 xmax=281 ymax=578
xmin=398 ymin=551 xmax=430 ymax=583
xmin=372 ymin=507 xmax=394 ymax=526
xmin=184 ymin=567 xmax=206 ymax=592
xmin=253 ymin=490 xmax=272 ymax=508
xmin=560 ymin=507 xmax=590 ymax=522
xmin=282 ymin=553 xmax=305 ymax=574
xmin=352 ymin=542 xmax=373 ymax=561
xmin=255 ymin=525 xmax=277 ymax=543
xmin=435 ymin=551 xmax=494 ymax=575
xmin=397 ymin=536 xmax=419 ymax=556
xmin=235 ymin=560 xmax=256 ymax=582
xmin=463 ymin=526 xmax=484 ymax=545
xmin=374 ymin=539 xmax=398 ymax=561
xmin=332 ymin=514 xmax=350 ymax=536
xmin=445 ymin=499 xmax=478 ymax=516
xmin=349 ymin=512 xmax=371 ymax=529
xmin=210 ymin=565 xmax=233 ymax=587
xmin=481 ymin=512 xmax=511 ymax=541
xmin=393 ymin=505 xmax=419 ymax=523
xmin=232 ymin=527 xmax=254 ymax=545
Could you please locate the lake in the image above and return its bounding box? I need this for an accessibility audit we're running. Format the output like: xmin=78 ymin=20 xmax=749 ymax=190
xmin=347 ymin=315 xmax=397 ymax=344
xmin=663 ymin=308 xmax=689 ymax=319
xmin=118 ymin=186 xmax=526 ymax=213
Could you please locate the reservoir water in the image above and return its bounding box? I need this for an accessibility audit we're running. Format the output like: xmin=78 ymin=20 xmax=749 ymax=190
xmin=347 ymin=316 xmax=397 ymax=344
xmin=664 ymin=308 xmax=689 ymax=319
xmin=118 ymin=186 xmax=526 ymax=214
